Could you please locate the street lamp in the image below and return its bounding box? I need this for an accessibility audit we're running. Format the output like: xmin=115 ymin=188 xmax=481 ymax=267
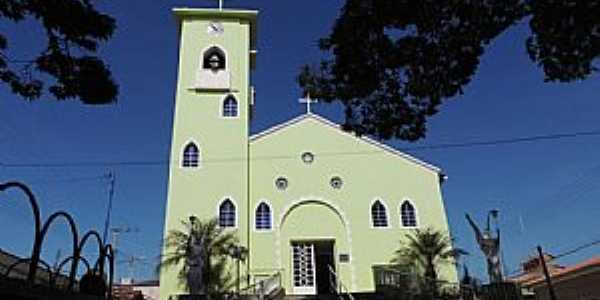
xmin=485 ymin=209 xmax=500 ymax=236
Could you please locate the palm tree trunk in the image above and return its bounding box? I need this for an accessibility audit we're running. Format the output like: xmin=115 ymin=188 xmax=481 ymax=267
xmin=204 ymin=254 xmax=211 ymax=297
xmin=425 ymin=256 xmax=438 ymax=297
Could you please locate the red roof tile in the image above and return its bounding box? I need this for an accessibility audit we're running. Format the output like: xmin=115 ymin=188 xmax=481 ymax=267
xmin=526 ymin=256 xmax=600 ymax=286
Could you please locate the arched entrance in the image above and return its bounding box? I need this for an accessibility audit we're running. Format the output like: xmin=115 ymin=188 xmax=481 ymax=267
xmin=278 ymin=199 xmax=353 ymax=295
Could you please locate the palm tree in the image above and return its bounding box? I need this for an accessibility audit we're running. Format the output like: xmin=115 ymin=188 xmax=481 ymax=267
xmin=392 ymin=228 xmax=466 ymax=297
xmin=158 ymin=217 xmax=238 ymax=296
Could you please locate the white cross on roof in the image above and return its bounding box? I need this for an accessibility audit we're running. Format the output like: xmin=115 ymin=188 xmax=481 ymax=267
xmin=211 ymin=0 xmax=224 ymax=10
xmin=299 ymin=93 xmax=319 ymax=114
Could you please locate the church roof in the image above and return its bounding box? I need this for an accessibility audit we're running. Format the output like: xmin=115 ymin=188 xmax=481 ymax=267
xmin=250 ymin=113 xmax=442 ymax=174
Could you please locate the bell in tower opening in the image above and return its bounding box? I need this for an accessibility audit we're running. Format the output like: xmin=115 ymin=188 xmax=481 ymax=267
xmin=195 ymin=45 xmax=230 ymax=90
xmin=203 ymin=47 xmax=226 ymax=71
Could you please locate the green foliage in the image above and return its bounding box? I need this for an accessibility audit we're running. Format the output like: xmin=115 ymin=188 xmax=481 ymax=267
xmin=0 ymin=0 xmax=118 ymax=104
xmin=158 ymin=218 xmax=238 ymax=296
xmin=392 ymin=228 xmax=466 ymax=297
xmin=300 ymin=0 xmax=600 ymax=140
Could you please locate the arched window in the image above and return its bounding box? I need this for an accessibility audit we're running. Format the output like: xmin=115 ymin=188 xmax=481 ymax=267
xmin=255 ymin=202 xmax=272 ymax=230
xmin=202 ymin=47 xmax=226 ymax=71
xmin=219 ymin=199 xmax=236 ymax=228
xmin=371 ymin=200 xmax=388 ymax=228
xmin=222 ymin=96 xmax=238 ymax=117
xmin=401 ymin=201 xmax=418 ymax=227
xmin=182 ymin=142 xmax=200 ymax=168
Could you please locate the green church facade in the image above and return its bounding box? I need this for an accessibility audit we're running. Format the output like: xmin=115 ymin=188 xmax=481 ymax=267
xmin=160 ymin=7 xmax=457 ymax=300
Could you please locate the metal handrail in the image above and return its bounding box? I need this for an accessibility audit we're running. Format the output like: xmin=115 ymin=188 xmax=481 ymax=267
xmin=239 ymin=282 xmax=259 ymax=295
xmin=258 ymin=272 xmax=282 ymax=299
xmin=328 ymin=265 xmax=354 ymax=300
xmin=240 ymin=271 xmax=282 ymax=299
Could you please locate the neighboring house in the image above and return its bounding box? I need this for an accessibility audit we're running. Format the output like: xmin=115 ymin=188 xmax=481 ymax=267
xmin=510 ymin=254 xmax=600 ymax=300
xmin=510 ymin=253 xmax=562 ymax=298
xmin=113 ymin=279 xmax=159 ymax=300
xmin=159 ymin=6 xmax=457 ymax=300
xmin=0 ymin=248 xmax=29 ymax=280
xmin=0 ymin=248 xmax=69 ymax=287
xmin=0 ymin=248 xmax=80 ymax=300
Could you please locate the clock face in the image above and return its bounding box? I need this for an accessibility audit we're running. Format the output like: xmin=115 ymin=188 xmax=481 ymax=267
xmin=207 ymin=21 xmax=224 ymax=35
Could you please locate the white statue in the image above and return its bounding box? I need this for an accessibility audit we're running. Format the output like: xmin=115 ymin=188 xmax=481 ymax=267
xmin=186 ymin=217 xmax=206 ymax=295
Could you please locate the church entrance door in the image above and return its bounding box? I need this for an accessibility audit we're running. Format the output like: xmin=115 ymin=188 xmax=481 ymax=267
xmin=291 ymin=242 xmax=316 ymax=295
xmin=291 ymin=240 xmax=336 ymax=295
xmin=315 ymin=240 xmax=336 ymax=295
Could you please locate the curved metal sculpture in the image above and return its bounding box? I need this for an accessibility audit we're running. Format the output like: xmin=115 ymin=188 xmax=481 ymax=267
xmin=54 ymin=256 xmax=92 ymax=285
xmin=0 ymin=181 xmax=115 ymax=299
xmin=466 ymin=212 xmax=503 ymax=283
xmin=39 ymin=211 xmax=80 ymax=289
xmin=0 ymin=182 xmax=42 ymax=283
xmin=79 ymin=230 xmax=106 ymax=276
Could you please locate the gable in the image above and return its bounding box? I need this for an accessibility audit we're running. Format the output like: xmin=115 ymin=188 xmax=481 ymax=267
xmin=250 ymin=113 xmax=442 ymax=174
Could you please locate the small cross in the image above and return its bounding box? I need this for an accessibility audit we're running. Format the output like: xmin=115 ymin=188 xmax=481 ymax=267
xmin=299 ymin=93 xmax=318 ymax=114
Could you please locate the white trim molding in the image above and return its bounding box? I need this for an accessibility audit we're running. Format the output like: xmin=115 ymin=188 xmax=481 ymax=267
xmin=275 ymin=196 xmax=357 ymax=292
xmin=249 ymin=113 xmax=442 ymax=174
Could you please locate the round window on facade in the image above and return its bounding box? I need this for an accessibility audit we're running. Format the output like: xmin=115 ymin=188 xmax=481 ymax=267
xmin=301 ymin=152 xmax=315 ymax=164
xmin=275 ymin=177 xmax=289 ymax=190
xmin=330 ymin=176 xmax=343 ymax=189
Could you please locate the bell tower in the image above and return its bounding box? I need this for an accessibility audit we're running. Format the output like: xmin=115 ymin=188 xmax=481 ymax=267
xmin=161 ymin=7 xmax=257 ymax=300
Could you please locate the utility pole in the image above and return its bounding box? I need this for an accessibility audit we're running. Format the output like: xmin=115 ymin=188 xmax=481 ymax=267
xmin=537 ymin=246 xmax=558 ymax=300
xmin=110 ymin=225 xmax=139 ymax=280
xmin=111 ymin=226 xmax=139 ymax=255
xmin=103 ymin=171 xmax=116 ymax=244
xmin=52 ymin=249 xmax=62 ymax=272
xmin=119 ymin=255 xmax=147 ymax=280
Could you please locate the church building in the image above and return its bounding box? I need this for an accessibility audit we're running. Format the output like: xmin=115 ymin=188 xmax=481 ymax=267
xmin=160 ymin=6 xmax=457 ymax=299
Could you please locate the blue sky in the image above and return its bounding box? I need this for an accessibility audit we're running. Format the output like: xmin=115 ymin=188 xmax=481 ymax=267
xmin=1 ymin=0 xmax=600 ymax=281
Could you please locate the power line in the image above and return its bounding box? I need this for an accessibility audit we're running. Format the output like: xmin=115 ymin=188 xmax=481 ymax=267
xmin=552 ymin=238 xmax=600 ymax=261
xmin=0 ymin=160 xmax=168 ymax=168
xmin=20 ymin=175 xmax=109 ymax=185
xmin=1 ymin=128 xmax=600 ymax=169
xmin=499 ymin=163 xmax=600 ymax=231
xmin=401 ymin=129 xmax=600 ymax=151
xmin=507 ymin=237 xmax=600 ymax=277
